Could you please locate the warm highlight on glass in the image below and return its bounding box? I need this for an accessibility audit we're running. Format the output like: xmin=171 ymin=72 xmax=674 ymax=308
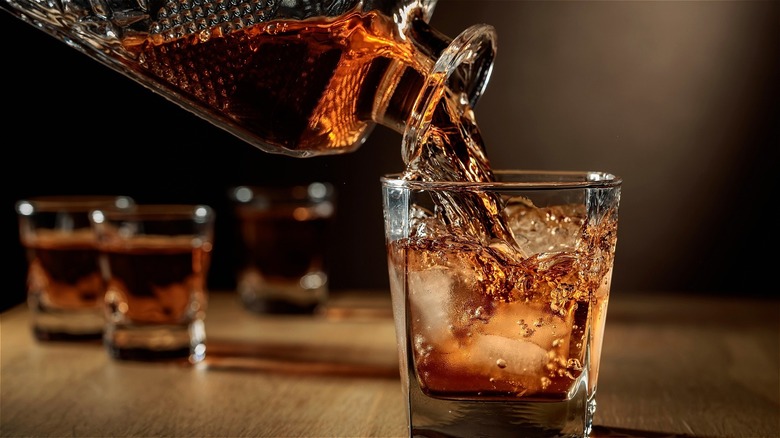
xmin=15 ymin=195 xmax=134 ymax=341
xmin=382 ymin=170 xmax=621 ymax=438
xmin=90 ymin=204 xmax=215 ymax=363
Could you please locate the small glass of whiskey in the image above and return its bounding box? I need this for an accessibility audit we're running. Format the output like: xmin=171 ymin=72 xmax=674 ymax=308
xmin=228 ymin=183 xmax=336 ymax=315
xmin=90 ymin=204 xmax=215 ymax=364
xmin=16 ymin=195 xmax=135 ymax=341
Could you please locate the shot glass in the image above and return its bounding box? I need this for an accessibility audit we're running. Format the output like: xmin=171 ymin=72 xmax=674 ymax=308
xmin=229 ymin=183 xmax=335 ymax=314
xmin=15 ymin=195 xmax=134 ymax=341
xmin=381 ymin=170 xmax=621 ymax=438
xmin=89 ymin=204 xmax=215 ymax=363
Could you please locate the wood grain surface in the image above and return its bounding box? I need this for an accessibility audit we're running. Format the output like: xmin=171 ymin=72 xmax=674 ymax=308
xmin=1 ymin=291 xmax=778 ymax=437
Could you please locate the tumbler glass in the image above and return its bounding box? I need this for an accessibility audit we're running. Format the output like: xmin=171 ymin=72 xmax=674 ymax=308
xmin=381 ymin=170 xmax=621 ymax=437
xmin=90 ymin=204 xmax=215 ymax=363
xmin=15 ymin=195 xmax=134 ymax=341
xmin=229 ymin=183 xmax=335 ymax=314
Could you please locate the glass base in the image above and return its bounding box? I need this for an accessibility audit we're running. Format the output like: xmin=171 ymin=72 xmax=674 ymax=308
xmin=105 ymin=320 xmax=206 ymax=363
xmin=30 ymin=307 xmax=104 ymax=341
xmin=238 ymin=277 xmax=327 ymax=315
xmin=408 ymin=374 xmax=594 ymax=438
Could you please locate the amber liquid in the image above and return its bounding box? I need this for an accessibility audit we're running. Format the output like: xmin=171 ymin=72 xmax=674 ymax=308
xmin=125 ymin=10 xmax=430 ymax=155
xmin=237 ymin=207 xmax=332 ymax=279
xmin=23 ymin=229 xmax=104 ymax=310
xmin=102 ymin=236 xmax=210 ymax=325
xmin=391 ymin=212 xmax=617 ymax=401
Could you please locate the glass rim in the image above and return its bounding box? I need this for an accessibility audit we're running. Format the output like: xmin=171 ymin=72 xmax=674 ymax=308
xmin=228 ymin=182 xmax=335 ymax=203
xmin=15 ymin=195 xmax=134 ymax=214
xmin=381 ymin=170 xmax=622 ymax=190
xmin=91 ymin=204 xmax=214 ymax=221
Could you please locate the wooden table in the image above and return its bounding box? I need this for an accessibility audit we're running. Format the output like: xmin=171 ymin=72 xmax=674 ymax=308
xmin=2 ymin=291 xmax=778 ymax=437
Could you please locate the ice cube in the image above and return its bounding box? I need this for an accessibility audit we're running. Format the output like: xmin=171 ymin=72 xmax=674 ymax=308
xmin=466 ymin=334 xmax=549 ymax=393
xmin=504 ymin=200 xmax=585 ymax=254
xmin=414 ymin=332 xmax=550 ymax=396
xmin=408 ymin=268 xmax=458 ymax=350
xmin=483 ymin=300 xmax=572 ymax=353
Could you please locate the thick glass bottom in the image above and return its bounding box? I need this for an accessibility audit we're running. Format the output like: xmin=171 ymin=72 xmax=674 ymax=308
xmin=105 ymin=320 xmax=205 ymax=363
xmin=30 ymin=306 xmax=104 ymax=341
xmin=238 ymin=277 xmax=327 ymax=315
xmin=407 ymin=371 xmax=594 ymax=438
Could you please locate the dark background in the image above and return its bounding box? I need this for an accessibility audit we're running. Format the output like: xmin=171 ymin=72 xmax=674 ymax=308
xmin=2 ymin=0 xmax=778 ymax=312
